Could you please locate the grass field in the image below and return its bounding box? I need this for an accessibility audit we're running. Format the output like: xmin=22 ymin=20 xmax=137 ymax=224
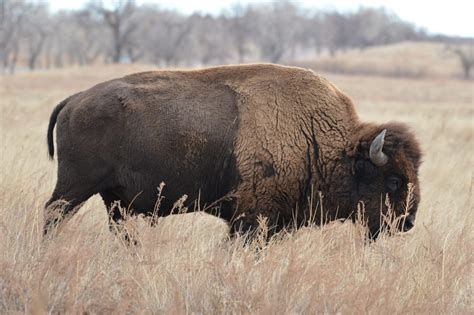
xmin=0 ymin=64 xmax=472 ymax=313
xmin=293 ymin=41 xmax=469 ymax=79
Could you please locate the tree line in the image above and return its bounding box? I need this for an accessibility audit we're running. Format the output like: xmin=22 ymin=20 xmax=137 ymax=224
xmin=0 ymin=0 xmax=452 ymax=74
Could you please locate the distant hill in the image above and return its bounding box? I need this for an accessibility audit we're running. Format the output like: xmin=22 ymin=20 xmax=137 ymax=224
xmin=291 ymin=41 xmax=468 ymax=80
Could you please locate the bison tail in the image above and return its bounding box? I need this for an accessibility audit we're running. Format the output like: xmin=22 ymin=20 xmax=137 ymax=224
xmin=47 ymin=97 xmax=70 ymax=160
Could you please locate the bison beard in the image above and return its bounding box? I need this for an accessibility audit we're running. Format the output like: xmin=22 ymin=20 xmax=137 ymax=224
xmin=44 ymin=64 xmax=422 ymax=239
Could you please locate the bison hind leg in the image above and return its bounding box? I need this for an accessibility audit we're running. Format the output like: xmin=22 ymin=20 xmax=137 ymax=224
xmin=44 ymin=165 xmax=114 ymax=236
xmin=44 ymin=188 xmax=93 ymax=236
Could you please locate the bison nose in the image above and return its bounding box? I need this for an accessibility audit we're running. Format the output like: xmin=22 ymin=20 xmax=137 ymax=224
xmin=403 ymin=214 xmax=416 ymax=232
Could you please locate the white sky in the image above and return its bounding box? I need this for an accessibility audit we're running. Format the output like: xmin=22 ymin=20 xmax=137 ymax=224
xmin=47 ymin=0 xmax=474 ymax=37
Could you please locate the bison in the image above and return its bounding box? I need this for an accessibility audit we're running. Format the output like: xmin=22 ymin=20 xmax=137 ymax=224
xmin=45 ymin=64 xmax=422 ymax=238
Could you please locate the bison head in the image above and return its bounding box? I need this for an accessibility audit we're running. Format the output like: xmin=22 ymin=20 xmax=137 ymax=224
xmin=347 ymin=122 xmax=422 ymax=237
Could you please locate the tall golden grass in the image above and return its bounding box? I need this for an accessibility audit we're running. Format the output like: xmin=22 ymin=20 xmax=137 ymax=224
xmin=0 ymin=64 xmax=472 ymax=313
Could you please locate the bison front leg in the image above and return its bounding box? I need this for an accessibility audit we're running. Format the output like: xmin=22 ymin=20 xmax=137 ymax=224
xmin=229 ymin=210 xmax=285 ymax=242
xmin=99 ymin=189 xmax=141 ymax=246
xmin=228 ymin=185 xmax=293 ymax=241
xmin=100 ymin=190 xmax=126 ymax=231
xmin=230 ymin=213 xmax=259 ymax=236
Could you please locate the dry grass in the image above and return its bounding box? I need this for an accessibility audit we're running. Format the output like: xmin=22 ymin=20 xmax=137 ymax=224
xmin=0 ymin=64 xmax=473 ymax=313
xmin=292 ymin=41 xmax=470 ymax=80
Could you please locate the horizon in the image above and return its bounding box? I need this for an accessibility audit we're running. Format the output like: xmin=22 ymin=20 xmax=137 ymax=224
xmin=45 ymin=0 xmax=474 ymax=38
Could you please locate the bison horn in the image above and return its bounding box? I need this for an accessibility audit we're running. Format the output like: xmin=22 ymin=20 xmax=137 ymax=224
xmin=369 ymin=129 xmax=388 ymax=166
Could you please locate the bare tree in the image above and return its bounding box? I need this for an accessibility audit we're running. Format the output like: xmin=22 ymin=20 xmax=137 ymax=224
xmin=225 ymin=3 xmax=253 ymax=63
xmin=138 ymin=9 xmax=193 ymax=66
xmin=350 ymin=8 xmax=385 ymax=49
xmin=447 ymin=43 xmax=474 ymax=79
xmin=320 ymin=11 xmax=353 ymax=56
xmin=1 ymin=1 xmax=434 ymax=73
xmin=90 ymin=0 xmax=137 ymax=63
xmin=22 ymin=3 xmax=50 ymax=70
xmin=253 ymin=2 xmax=301 ymax=63
xmin=74 ymin=10 xmax=107 ymax=64
xmin=0 ymin=0 xmax=26 ymax=74
xmin=187 ymin=14 xmax=231 ymax=65
xmin=304 ymin=13 xmax=325 ymax=55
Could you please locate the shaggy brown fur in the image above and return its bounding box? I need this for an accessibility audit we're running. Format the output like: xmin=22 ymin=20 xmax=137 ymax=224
xmin=45 ymin=64 xmax=422 ymax=238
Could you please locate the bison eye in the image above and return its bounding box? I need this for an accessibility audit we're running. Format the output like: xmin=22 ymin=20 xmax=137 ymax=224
xmin=386 ymin=175 xmax=402 ymax=192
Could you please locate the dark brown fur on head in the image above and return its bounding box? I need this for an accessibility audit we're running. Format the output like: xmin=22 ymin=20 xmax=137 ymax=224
xmin=347 ymin=122 xmax=422 ymax=237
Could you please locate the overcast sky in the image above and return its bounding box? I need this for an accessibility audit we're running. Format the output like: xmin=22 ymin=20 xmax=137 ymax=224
xmin=47 ymin=0 xmax=474 ymax=37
